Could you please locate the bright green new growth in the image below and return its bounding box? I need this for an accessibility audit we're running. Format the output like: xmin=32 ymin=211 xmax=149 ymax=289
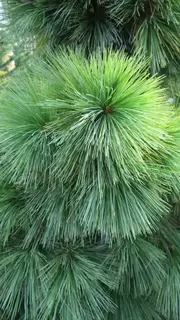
xmin=0 ymin=51 xmax=172 ymax=239
xmin=0 ymin=49 xmax=180 ymax=319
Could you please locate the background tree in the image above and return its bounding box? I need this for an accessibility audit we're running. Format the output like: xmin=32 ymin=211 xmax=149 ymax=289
xmin=0 ymin=0 xmax=34 ymax=83
xmin=0 ymin=22 xmax=15 ymax=82
xmin=0 ymin=1 xmax=180 ymax=320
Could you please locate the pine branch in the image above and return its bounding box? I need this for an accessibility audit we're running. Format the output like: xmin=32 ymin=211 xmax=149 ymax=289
xmin=0 ymin=49 xmax=176 ymax=244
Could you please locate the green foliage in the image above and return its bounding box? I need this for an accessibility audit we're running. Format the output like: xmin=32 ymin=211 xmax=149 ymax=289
xmin=0 ymin=1 xmax=180 ymax=320
xmin=0 ymin=185 xmax=25 ymax=245
xmin=2 ymin=0 xmax=180 ymax=75
xmin=155 ymin=254 xmax=180 ymax=320
xmin=106 ymin=295 xmax=163 ymax=320
xmin=0 ymin=243 xmax=115 ymax=320
xmin=105 ymin=238 xmax=167 ymax=297
xmin=0 ymin=247 xmax=47 ymax=320
xmin=131 ymin=0 xmax=180 ymax=73
xmin=0 ymin=50 xmax=174 ymax=242
xmin=39 ymin=244 xmax=115 ymax=320
xmin=0 ymin=49 xmax=180 ymax=319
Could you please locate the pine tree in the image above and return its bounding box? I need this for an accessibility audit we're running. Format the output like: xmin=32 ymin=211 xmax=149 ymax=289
xmin=0 ymin=1 xmax=180 ymax=319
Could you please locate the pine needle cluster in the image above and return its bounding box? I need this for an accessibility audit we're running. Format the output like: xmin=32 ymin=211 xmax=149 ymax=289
xmin=3 ymin=0 xmax=180 ymax=74
xmin=0 ymin=49 xmax=179 ymax=319
xmin=0 ymin=0 xmax=180 ymax=319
